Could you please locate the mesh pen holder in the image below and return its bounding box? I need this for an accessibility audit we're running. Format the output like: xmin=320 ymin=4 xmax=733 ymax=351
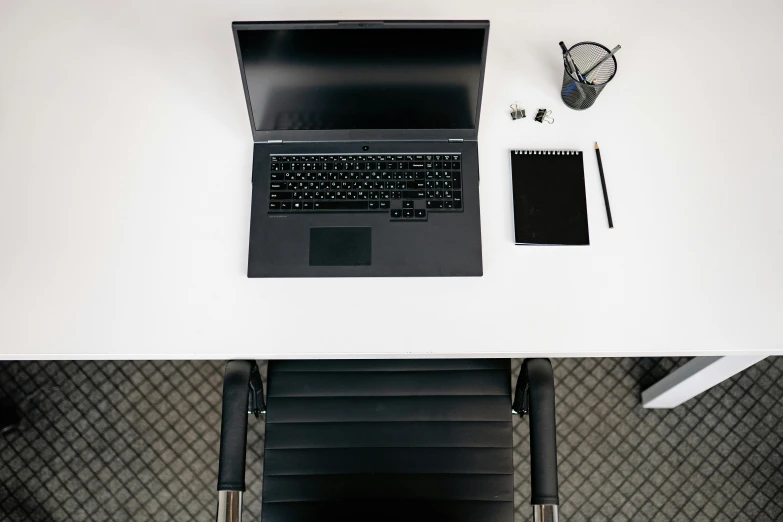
xmin=561 ymin=42 xmax=617 ymax=110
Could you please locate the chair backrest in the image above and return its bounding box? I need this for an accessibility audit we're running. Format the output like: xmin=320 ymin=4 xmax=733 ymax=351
xmin=261 ymin=359 xmax=515 ymax=522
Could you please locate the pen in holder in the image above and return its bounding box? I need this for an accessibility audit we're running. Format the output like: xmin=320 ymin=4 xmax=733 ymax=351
xmin=561 ymin=42 xmax=618 ymax=110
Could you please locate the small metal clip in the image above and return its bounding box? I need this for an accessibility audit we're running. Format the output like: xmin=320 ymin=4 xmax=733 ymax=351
xmin=510 ymin=103 xmax=526 ymax=121
xmin=535 ymin=109 xmax=554 ymax=124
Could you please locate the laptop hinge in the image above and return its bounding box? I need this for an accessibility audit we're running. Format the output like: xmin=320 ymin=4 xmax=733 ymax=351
xmin=448 ymin=138 xmax=463 ymax=143
xmin=264 ymin=140 xmax=283 ymax=144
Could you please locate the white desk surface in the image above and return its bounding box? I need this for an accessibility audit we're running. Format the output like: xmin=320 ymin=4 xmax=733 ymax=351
xmin=1 ymin=0 xmax=782 ymax=361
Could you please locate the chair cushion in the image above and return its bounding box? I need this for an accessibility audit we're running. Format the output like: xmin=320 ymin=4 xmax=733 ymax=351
xmin=262 ymin=359 xmax=513 ymax=522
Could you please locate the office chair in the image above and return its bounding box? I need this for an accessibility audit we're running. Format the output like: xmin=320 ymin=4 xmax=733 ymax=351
xmin=216 ymin=359 xmax=559 ymax=522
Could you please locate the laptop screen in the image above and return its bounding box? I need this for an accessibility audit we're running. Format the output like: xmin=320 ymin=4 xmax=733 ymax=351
xmin=234 ymin=23 xmax=487 ymax=132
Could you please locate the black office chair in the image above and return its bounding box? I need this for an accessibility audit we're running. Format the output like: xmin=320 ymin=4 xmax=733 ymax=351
xmin=216 ymin=359 xmax=559 ymax=522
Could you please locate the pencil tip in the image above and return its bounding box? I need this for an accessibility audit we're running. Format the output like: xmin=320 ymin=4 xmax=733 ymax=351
xmin=594 ymin=142 xmax=599 ymax=149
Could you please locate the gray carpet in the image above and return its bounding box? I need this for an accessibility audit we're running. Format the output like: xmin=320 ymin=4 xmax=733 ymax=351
xmin=1 ymin=358 xmax=781 ymax=522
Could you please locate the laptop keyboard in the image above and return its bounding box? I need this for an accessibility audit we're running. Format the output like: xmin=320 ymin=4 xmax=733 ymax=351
xmin=268 ymin=154 xmax=462 ymax=220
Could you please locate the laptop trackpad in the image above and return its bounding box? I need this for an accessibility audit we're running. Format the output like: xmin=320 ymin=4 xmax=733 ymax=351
xmin=309 ymin=227 xmax=371 ymax=266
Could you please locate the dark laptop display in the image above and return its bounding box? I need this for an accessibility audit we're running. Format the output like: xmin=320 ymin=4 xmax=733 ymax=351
xmin=235 ymin=26 xmax=485 ymax=132
xmin=233 ymin=21 xmax=488 ymax=277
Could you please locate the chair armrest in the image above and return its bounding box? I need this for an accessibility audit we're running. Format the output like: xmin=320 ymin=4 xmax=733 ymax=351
xmin=513 ymin=358 xmax=560 ymax=519
xmin=216 ymin=360 xmax=265 ymax=522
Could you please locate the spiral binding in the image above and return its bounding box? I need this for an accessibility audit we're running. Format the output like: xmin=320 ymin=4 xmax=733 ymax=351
xmin=512 ymin=150 xmax=581 ymax=155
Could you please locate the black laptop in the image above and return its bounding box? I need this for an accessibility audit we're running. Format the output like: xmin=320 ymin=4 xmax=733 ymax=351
xmin=232 ymin=21 xmax=489 ymax=277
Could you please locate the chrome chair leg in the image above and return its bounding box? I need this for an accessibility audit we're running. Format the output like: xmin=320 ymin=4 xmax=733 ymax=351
xmin=216 ymin=490 xmax=243 ymax=522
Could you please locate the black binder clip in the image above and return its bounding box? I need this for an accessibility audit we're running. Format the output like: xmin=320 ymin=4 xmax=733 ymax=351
xmin=535 ymin=109 xmax=554 ymax=124
xmin=510 ymin=103 xmax=526 ymax=120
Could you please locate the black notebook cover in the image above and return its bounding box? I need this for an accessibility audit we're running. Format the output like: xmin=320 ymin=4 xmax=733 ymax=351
xmin=510 ymin=150 xmax=589 ymax=245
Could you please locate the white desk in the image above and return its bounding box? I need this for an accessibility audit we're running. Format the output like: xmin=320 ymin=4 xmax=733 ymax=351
xmin=1 ymin=1 xmax=782 ymax=375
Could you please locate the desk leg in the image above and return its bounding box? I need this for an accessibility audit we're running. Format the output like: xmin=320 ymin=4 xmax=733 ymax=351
xmin=641 ymin=356 xmax=767 ymax=409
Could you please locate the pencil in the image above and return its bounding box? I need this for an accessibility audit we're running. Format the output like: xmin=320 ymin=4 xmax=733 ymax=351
xmin=594 ymin=142 xmax=614 ymax=228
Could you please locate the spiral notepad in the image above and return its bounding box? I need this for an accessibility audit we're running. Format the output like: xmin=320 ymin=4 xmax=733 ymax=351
xmin=510 ymin=150 xmax=589 ymax=245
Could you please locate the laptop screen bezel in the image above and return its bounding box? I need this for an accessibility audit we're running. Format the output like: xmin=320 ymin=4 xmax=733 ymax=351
xmin=231 ymin=20 xmax=490 ymax=143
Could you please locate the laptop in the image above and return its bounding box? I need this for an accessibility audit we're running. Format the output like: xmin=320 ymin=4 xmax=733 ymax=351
xmin=232 ymin=21 xmax=489 ymax=277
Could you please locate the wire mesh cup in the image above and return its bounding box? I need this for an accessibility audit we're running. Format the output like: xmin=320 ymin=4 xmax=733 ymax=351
xmin=561 ymin=42 xmax=617 ymax=110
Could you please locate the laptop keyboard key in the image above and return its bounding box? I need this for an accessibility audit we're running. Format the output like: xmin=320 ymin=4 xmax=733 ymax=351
xmin=314 ymin=201 xmax=368 ymax=211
